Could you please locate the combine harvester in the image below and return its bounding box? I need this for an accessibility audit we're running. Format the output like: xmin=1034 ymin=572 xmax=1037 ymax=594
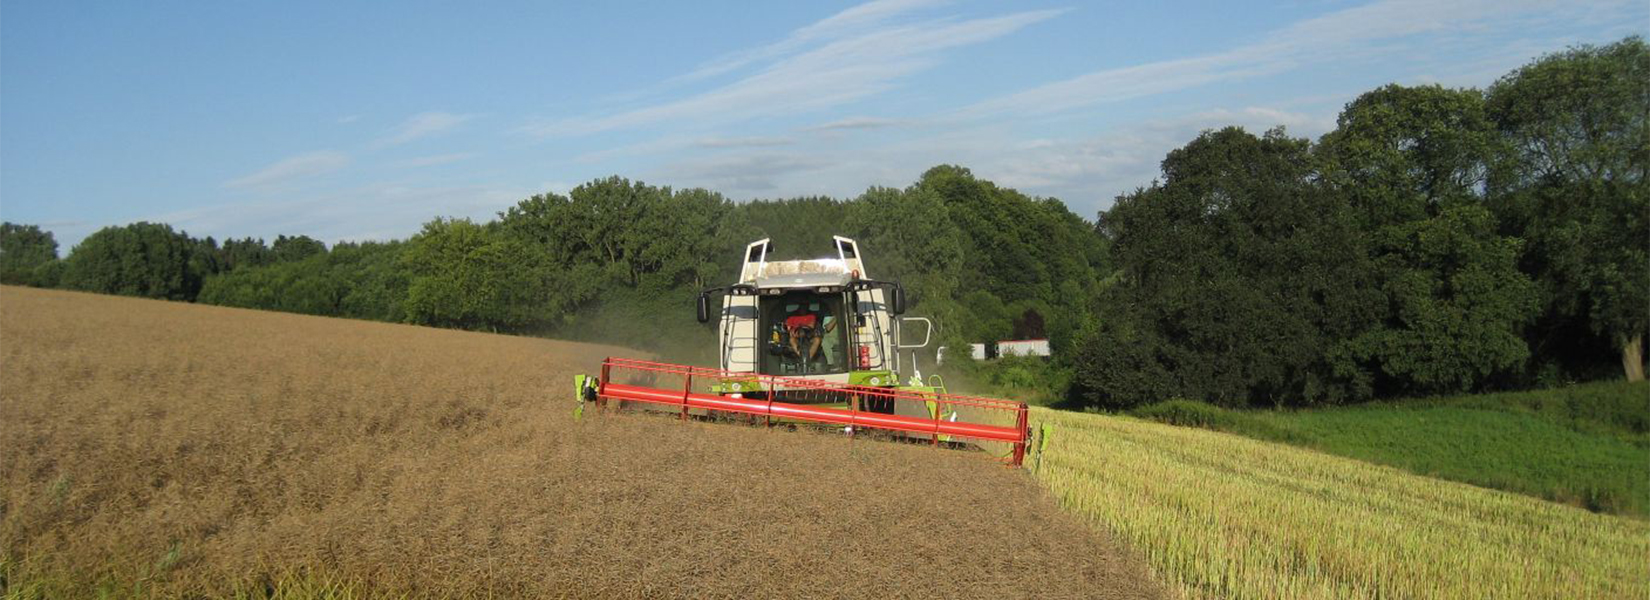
xmin=575 ymin=237 xmax=1032 ymax=465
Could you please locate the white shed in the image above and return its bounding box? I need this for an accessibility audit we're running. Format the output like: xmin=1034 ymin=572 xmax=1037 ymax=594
xmin=997 ymin=339 xmax=1051 ymax=357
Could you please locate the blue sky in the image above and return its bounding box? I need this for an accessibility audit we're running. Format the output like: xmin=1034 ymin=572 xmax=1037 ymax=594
xmin=2 ymin=0 xmax=1644 ymax=248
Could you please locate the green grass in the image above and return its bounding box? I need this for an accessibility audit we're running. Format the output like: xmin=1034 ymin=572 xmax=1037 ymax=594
xmin=1130 ymin=380 xmax=1650 ymax=517
xmin=934 ymin=354 xmax=1072 ymax=406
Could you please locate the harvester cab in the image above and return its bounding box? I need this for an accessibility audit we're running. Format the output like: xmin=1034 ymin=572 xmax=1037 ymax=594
xmin=579 ymin=236 xmax=1031 ymax=466
xmin=696 ymin=236 xmax=924 ymax=386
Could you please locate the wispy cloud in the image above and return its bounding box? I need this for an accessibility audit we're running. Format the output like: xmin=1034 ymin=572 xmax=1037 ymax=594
xmin=224 ymin=150 xmax=350 ymax=189
xmin=673 ymin=0 xmax=950 ymax=83
xmin=551 ymin=0 xmax=1641 ymax=215
xmin=537 ymin=181 xmax=575 ymax=196
xmin=641 ymin=103 xmax=1341 ymax=213
xmin=154 ymin=182 xmax=525 ymax=244
xmin=695 ymin=136 xmax=795 ymax=148
xmin=960 ymin=0 xmax=1617 ymax=118
xmin=660 ymin=153 xmax=829 ymax=193
xmin=574 ymin=136 xmax=696 ymax=164
xmin=376 ymin=111 xmax=476 ymax=147
xmin=807 ymin=116 xmax=905 ymax=131
xmin=523 ymin=4 xmax=1063 ymax=137
xmin=977 ymin=106 xmax=1339 ymax=201
xmin=391 ymin=153 xmax=477 ymax=168
xmin=574 ymin=133 xmax=806 ymax=164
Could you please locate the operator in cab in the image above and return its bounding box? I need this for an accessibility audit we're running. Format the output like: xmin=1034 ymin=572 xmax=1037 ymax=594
xmin=783 ymin=302 xmax=837 ymax=368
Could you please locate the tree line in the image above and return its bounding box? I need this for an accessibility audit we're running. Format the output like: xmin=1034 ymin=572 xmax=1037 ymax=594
xmin=1 ymin=37 xmax=1641 ymax=409
xmin=1078 ymin=37 xmax=1645 ymax=407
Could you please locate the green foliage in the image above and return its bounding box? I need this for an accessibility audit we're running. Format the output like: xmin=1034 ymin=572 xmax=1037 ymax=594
xmin=1320 ymin=84 xmax=1499 ymax=229
xmin=1487 ymin=36 xmax=1649 ymax=380
xmin=956 ymin=290 xmax=1012 ymax=342
xmin=398 ymin=176 xmax=749 ymax=333
xmin=910 ymin=166 xmax=1104 ymax=354
xmin=842 ymin=186 xmax=966 ymax=316
xmin=1131 ymin=399 xmax=1237 ymax=429
xmin=1079 ymin=77 xmax=1567 ymax=409
xmin=1128 ymin=399 xmax=1308 ymax=443
xmin=272 ymin=234 xmax=327 ymax=263
xmin=328 ymin=242 xmax=412 ymax=322
xmin=1321 ymin=84 xmax=1538 ymax=397
xmin=219 ymin=237 xmax=276 ymax=271
xmin=741 ymin=196 xmax=847 ymax=260
xmin=197 ymin=241 xmax=409 ymax=322
xmin=400 ymin=218 xmax=590 ymax=331
xmin=938 ymin=354 xmax=1069 ymax=406
xmin=531 ymin=177 xmax=746 ymax=290
xmin=1389 ymin=379 xmax=1650 ymax=440
xmin=1130 ymin=381 xmax=1650 ymax=516
xmin=197 ymin=253 xmax=343 ymax=316
xmin=1331 ymin=204 xmax=1539 ymax=396
xmin=158 ymin=172 xmax=1097 ymax=347
xmin=61 ymin=222 xmax=204 ymax=301
xmin=1077 ymin=127 xmax=1378 ymax=409
xmin=632 ymin=187 xmax=751 ymax=291
xmin=0 ymin=222 xmax=63 ymax=287
xmin=1488 ymin=36 xmax=1646 ymax=190
xmin=499 ymin=179 xmax=748 ymax=293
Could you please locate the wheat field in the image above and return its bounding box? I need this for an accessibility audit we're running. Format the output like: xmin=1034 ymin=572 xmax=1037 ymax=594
xmin=0 ymin=286 xmax=1160 ymax=599
xmin=12 ymin=283 xmax=1635 ymax=599
xmin=1032 ymin=407 xmax=1650 ymax=599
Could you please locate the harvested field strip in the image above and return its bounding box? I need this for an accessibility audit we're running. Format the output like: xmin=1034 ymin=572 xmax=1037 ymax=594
xmin=1032 ymin=407 xmax=1650 ymax=599
xmin=0 ymin=286 xmax=1160 ymax=599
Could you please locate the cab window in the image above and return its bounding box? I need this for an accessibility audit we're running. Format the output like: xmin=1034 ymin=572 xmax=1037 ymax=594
xmin=760 ymin=292 xmax=847 ymax=376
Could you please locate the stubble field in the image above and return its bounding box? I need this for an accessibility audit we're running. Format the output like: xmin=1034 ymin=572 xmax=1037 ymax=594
xmin=0 ymin=286 xmax=1160 ymax=598
xmin=1034 ymin=408 xmax=1650 ymax=599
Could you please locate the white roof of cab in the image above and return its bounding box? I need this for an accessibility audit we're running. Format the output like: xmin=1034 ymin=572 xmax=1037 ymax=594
xmin=754 ymin=270 xmax=851 ymax=289
xmin=748 ymin=258 xmax=853 ymax=288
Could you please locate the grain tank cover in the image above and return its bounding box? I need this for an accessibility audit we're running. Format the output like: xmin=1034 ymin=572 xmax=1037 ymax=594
xmin=754 ymin=271 xmax=852 ymax=290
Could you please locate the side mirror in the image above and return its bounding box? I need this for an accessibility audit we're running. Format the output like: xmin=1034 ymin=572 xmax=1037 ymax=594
xmin=696 ymin=293 xmax=712 ymax=323
xmin=891 ymin=286 xmax=907 ymax=315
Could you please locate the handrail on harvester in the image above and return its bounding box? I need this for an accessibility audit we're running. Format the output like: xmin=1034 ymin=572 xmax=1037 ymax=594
xmin=591 ymin=356 xmax=1031 ymax=466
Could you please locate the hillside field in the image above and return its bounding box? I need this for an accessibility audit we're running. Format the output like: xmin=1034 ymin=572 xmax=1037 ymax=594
xmin=5 ymin=285 xmax=1647 ymax=599
xmin=0 ymin=286 xmax=1159 ymax=599
xmin=1034 ymin=408 xmax=1650 ymax=599
xmin=1131 ymin=384 xmax=1650 ymax=516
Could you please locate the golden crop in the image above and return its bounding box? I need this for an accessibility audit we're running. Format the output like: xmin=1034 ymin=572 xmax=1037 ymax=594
xmin=0 ymin=286 xmax=1160 ymax=598
xmin=1032 ymin=407 xmax=1650 ymax=599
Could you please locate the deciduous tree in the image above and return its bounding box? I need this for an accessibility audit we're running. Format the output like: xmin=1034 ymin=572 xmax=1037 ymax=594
xmin=1321 ymin=84 xmax=1538 ymax=395
xmin=1076 ymin=127 xmax=1378 ymax=408
xmin=1487 ymin=36 xmax=1648 ymax=381
xmin=62 ymin=222 xmax=203 ymax=300
xmin=0 ymin=222 xmax=62 ymax=287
